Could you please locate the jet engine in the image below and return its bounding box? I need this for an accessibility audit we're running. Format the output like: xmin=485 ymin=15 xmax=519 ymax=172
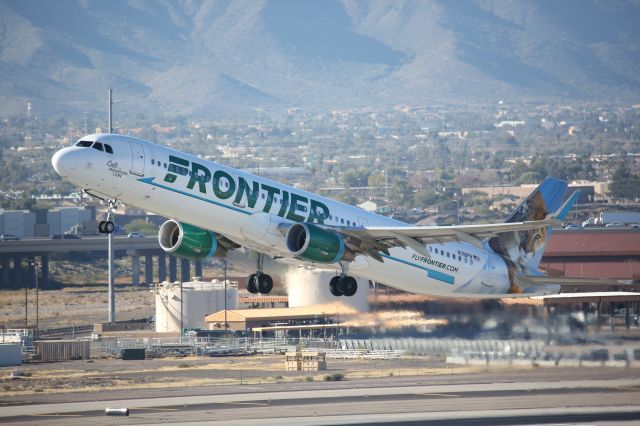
xmin=158 ymin=220 xmax=221 ymax=260
xmin=286 ymin=223 xmax=355 ymax=263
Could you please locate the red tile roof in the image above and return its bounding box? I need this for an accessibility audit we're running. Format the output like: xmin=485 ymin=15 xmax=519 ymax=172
xmin=544 ymin=229 xmax=640 ymax=257
xmin=540 ymin=261 xmax=640 ymax=280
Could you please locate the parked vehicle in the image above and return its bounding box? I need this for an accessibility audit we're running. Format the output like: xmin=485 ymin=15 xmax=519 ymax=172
xmin=605 ymin=222 xmax=625 ymax=228
xmin=599 ymin=212 xmax=640 ymax=226
xmin=0 ymin=234 xmax=19 ymax=241
xmin=127 ymin=232 xmax=145 ymax=238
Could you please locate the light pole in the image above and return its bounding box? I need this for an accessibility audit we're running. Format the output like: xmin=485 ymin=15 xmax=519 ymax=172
xmin=452 ymin=192 xmax=460 ymax=225
xmin=33 ymin=259 xmax=38 ymax=340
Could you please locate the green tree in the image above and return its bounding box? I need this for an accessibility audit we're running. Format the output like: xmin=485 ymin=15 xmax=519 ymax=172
xmin=342 ymin=167 xmax=370 ymax=188
xmin=124 ymin=218 xmax=158 ymax=236
xmin=608 ymin=163 xmax=640 ymax=201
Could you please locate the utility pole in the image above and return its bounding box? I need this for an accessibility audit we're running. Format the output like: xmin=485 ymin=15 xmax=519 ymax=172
xmin=107 ymin=89 xmax=115 ymax=323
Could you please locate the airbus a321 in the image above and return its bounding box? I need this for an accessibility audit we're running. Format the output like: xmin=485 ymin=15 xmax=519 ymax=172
xmin=52 ymin=134 xmax=579 ymax=297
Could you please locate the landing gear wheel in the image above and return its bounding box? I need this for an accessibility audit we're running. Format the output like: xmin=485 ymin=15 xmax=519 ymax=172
xmin=98 ymin=221 xmax=106 ymax=234
xmin=103 ymin=220 xmax=115 ymax=234
xmin=247 ymin=274 xmax=258 ymax=294
xmin=258 ymin=274 xmax=273 ymax=294
xmin=342 ymin=276 xmax=358 ymax=297
xmin=330 ymin=276 xmax=343 ymax=297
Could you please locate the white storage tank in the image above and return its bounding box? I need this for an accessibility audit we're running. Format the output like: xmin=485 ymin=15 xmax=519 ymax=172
xmin=154 ymin=279 xmax=238 ymax=332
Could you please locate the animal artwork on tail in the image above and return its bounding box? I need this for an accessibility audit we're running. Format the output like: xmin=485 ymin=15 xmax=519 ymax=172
xmin=488 ymin=179 xmax=567 ymax=293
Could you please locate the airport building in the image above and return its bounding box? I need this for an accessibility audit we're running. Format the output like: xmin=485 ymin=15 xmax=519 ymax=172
xmin=204 ymin=304 xmax=357 ymax=334
xmin=540 ymin=228 xmax=640 ymax=281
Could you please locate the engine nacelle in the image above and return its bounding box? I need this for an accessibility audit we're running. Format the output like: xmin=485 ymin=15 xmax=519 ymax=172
xmin=158 ymin=220 xmax=219 ymax=260
xmin=286 ymin=223 xmax=354 ymax=263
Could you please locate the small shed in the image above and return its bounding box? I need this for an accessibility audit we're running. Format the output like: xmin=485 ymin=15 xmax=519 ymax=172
xmin=285 ymin=351 xmax=326 ymax=371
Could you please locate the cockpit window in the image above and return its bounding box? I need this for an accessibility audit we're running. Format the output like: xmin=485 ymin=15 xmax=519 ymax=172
xmin=76 ymin=140 xmax=93 ymax=147
xmin=92 ymin=142 xmax=104 ymax=152
xmin=104 ymin=144 xmax=113 ymax=154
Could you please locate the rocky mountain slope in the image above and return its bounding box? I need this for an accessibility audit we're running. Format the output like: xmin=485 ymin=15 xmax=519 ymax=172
xmin=1 ymin=0 xmax=639 ymax=117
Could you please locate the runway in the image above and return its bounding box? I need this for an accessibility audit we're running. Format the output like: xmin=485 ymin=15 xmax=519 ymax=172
xmin=2 ymin=377 xmax=640 ymax=425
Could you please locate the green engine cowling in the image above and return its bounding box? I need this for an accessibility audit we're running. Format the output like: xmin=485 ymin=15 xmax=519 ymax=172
xmin=158 ymin=220 xmax=218 ymax=260
xmin=286 ymin=223 xmax=353 ymax=263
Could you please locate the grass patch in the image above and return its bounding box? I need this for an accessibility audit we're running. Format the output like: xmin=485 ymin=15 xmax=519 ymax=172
xmin=177 ymin=362 xmax=191 ymax=369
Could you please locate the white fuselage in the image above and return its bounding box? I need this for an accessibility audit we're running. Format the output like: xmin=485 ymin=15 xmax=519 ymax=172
xmin=52 ymin=134 xmax=513 ymax=296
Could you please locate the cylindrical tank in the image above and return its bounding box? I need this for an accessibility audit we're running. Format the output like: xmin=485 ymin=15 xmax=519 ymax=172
xmin=155 ymin=279 xmax=238 ymax=332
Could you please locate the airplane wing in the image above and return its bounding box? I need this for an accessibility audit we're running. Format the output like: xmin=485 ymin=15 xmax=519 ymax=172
xmin=332 ymin=188 xmax=576 ymax=261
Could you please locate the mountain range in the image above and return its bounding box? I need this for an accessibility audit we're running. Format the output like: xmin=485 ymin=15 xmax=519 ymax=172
xmin=1 ymin=0 xmax=639 ymax=118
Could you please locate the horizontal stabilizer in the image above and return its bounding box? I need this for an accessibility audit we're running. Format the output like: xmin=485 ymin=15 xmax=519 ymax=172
xmin=520 ymin=275 xmax=622 ymax=286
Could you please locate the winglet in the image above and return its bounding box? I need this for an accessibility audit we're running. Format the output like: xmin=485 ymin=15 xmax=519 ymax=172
xmin=548 ymin=190 xmax=579 ymax=222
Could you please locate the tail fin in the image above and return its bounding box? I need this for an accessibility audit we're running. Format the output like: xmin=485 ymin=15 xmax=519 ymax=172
xmin=489 ymin=177 xmax=571 ymax=276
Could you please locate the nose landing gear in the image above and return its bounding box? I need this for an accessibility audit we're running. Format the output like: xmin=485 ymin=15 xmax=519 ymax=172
xmin=98 ymin=200 xmax=117 ymax=234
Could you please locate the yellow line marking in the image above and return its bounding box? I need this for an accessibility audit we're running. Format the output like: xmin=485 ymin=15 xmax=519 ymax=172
xmin=420 ymin=393 xmax=460 ymax=397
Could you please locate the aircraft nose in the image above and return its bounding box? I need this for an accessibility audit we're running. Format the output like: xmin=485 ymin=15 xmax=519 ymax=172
xmin=51 ymin=147 xmax=74 ymax=176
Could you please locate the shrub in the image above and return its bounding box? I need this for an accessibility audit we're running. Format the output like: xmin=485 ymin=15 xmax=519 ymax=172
xmin=324 ymin=372 xmax=345 ymax=382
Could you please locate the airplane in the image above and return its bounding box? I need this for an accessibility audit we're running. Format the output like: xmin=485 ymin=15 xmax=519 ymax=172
xmin=52 ymin=133 xmax=580 ymax=298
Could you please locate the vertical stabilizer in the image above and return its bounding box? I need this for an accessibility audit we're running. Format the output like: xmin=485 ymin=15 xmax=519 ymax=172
xmin=488 ymin=177 xmax=571 ymax=292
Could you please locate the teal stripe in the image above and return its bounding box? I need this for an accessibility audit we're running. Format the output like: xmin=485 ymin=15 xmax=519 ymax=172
xmin=427 ymin=269 xmax=455 ymax=285
xmin=380 ymin=253 xmax=455 ymax=285
xmin=138 ymin=177 xmax=251 ymax=216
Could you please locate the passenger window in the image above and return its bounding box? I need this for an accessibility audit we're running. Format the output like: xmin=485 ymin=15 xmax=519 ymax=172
xmin=151 ymin=159 xmax=155 ymax=165
xmin=104 ymin=144 xmax=113 ymax=154
xmin=341 ymin=218 xmax=344 ymax=224
xmin=92 ymin=142 xmax=104 ymax=151
xmin=164 ymin=163 xmax=167 ymax=168
xmin=158 ymin=161 xmax=161 ymax=167
xmin=76 ymin=140 xmax=93 ymax=147
xmin=428 ymin=246 xmax=432 ymax=252
xmin=446 ymin=252 xmax=450 ymax=258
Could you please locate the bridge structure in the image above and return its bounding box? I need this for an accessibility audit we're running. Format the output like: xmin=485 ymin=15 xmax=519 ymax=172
xmin=0 ymin=237 xmax=202 ymax=288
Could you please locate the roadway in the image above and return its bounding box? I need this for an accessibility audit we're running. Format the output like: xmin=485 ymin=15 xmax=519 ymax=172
xmin=2 ymin=377 xmax=640 ymax=425
xmin=0 ymin=236 xmax=160 ymax=254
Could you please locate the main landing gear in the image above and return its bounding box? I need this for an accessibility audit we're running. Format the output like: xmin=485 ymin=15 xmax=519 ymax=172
xmin=98 ymin=200 xmax=116 ymax=234
xmin=329 ymin=263 xmax=357 ymax=297
xmin=247 ymin=253 xmax=273 ymax=294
